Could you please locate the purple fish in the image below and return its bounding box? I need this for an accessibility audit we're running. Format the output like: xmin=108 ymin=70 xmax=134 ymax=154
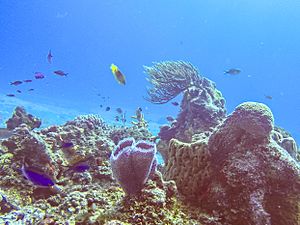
xmin=54 ymin=70 xmax=68 ymax=76
xmin=60 ymin=142 xmax=74 ymax=148
xmin=10 ymin=80 xmax=22 ymax=86
xmin=224 ymin=68 xmax=241 ymax=75
xmin=6 ymin=94 xmax=15 ymax=97
xmin=17 ymin=90 xmax=22 ymax=93
xmin=34 ymin=72 xmax=45 ymax=79
xmin=171 ymin=101 xmax=179 ymax=106
xmin=47 ymin=50 xmax=53 ymax=64
xmin=22 ymin=163 xmax=55 ymax=187
xmin=23 ymin=79 xmax=32 ymax=83
xmin=66 ymin=161 xmax=90 ymax=173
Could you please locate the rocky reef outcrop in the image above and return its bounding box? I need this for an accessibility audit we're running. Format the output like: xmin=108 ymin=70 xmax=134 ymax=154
xmin=164 ymin=102 xmax=300 ymax=225
xmin=159 ymin=79 xmax=226 ymax=143
xmin=5 ymin=106 xmax=41 ymax=130
xmin=0 ymin=107 xmax=201 ymax=224
xmin=144 ymin=61 xmax=226 ymax=161
xmin=1 ymin=61 xmax=299 ymax=225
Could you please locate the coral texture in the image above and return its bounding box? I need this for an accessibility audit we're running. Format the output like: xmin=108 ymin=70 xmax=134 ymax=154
xmin=164 ymin=102 xmax=300 ymax=225
xmin=146 ymin=61 xmax=226 ymax=162
xmin=164 ymin=138 xmax=211 ymax=202
xmin=5 ymin=106 xmax=41 ymax=130
xmin=158 ymin=78 xmax=226 ymax=161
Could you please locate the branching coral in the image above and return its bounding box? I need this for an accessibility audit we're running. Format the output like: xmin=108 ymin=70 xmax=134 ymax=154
xmin=144 ymin=61 xmax=202 ymax=104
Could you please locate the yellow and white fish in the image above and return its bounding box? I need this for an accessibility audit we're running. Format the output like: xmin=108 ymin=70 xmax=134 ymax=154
xmin=110 ymin=64 xmax=126 ymax=85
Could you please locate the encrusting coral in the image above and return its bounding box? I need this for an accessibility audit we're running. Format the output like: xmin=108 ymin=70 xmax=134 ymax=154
xmin=5 ymin=106 xmax=41 ymax=130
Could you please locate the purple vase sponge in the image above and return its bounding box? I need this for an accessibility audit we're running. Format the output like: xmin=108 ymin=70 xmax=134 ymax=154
xmin=110 ymin=137 xmax=157 ymax=195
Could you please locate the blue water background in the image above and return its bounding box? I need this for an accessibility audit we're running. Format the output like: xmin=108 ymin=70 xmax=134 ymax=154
xmin=0 ymin=1 xmax=299 ymax=142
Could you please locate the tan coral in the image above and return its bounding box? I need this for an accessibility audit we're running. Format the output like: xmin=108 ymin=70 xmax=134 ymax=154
xmin=164 ymin=138 xmax=211 ymax=202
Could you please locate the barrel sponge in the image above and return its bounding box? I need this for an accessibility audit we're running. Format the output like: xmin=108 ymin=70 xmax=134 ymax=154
xmin=228 ymin=102 xmax=274 ymax=138
xmin=163 ymin=138 xmax=211 ymax=201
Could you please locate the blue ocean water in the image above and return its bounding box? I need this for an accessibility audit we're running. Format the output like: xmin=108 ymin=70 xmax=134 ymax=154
xmin=0 ymin=0 xmax=299 ymax=141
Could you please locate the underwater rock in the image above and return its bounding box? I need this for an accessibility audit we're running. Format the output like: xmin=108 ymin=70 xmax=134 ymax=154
xmin=65 ymin=114 xmax=108 ymax=132
xmin=272 ymin=126 xmax=299 ymax=160
xmin=75 ymin=171 xmax=203 ymax=225
xmin=110 ymin=138 xmax=157 ymax=195
xmin=159 ymin=79 xmax=226 ymax=143
xmin=158 ymin=78 xmax=226 ymax=163
xmin=5 ymin=106 xmax=41 ymax=130
xmin=2 ymin=124 xmax=54 ymax=172
xmin=164 ymin=102 xmax=300 ymax=225
xmin=0 ymin=206 xmax=45 ymax=225
xmin=158 ymin=124 xmax=177 ymax=142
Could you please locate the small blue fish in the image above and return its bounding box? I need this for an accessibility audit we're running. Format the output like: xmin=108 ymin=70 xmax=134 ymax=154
xmin=34 ymin=72 xmax=45 ymax=79
xmin=10 ymin=80 xmax=22 ymax=86
xmin=64 ymin=161 xmax=90 ymax=174
xmin=22 ymin=163 xmax=55 ymax=187
xmin=70 ymin=162 xmax=90 ymax=173
xmin=224 ymin=68 xmax=241 ymax=75
xmin=116 ymin=108 xmax=123 ymax=114
xmin=54 ymin=70 xmax=68 ymax=76
xmin=47 ymin=49 xmax=53 ymax=64
xmin=60 ymin=142 xmax=74 ymax=148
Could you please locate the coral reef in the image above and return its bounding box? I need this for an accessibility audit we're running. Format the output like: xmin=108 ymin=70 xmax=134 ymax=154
xmin=164 ymin=102 xmax=300 ymax=225
xmin=109 ymin=125 xmax=153 ymax=145
xmin=168 ymin=80 xmax=226 ymax=142
xmin=1 ymin=107 xmax=202 ymax=224
xmin=5 ymin=106 xmax=41 ymax=130
xmin=145 ymin=61 xmax=226 ymax=162
xmin=151 ymin=65 xmax=226 ymax=161
xmin=0 ymin=61 xmax=299 ymax=225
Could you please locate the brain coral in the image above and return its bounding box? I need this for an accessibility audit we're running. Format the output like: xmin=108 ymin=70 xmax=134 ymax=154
xmin=227 ymin=102 xmax=274 ymax=138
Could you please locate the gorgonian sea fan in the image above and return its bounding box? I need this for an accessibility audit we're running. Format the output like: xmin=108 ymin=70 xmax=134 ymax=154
xmin=144 ymin=61 xmax=203 ymax=104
